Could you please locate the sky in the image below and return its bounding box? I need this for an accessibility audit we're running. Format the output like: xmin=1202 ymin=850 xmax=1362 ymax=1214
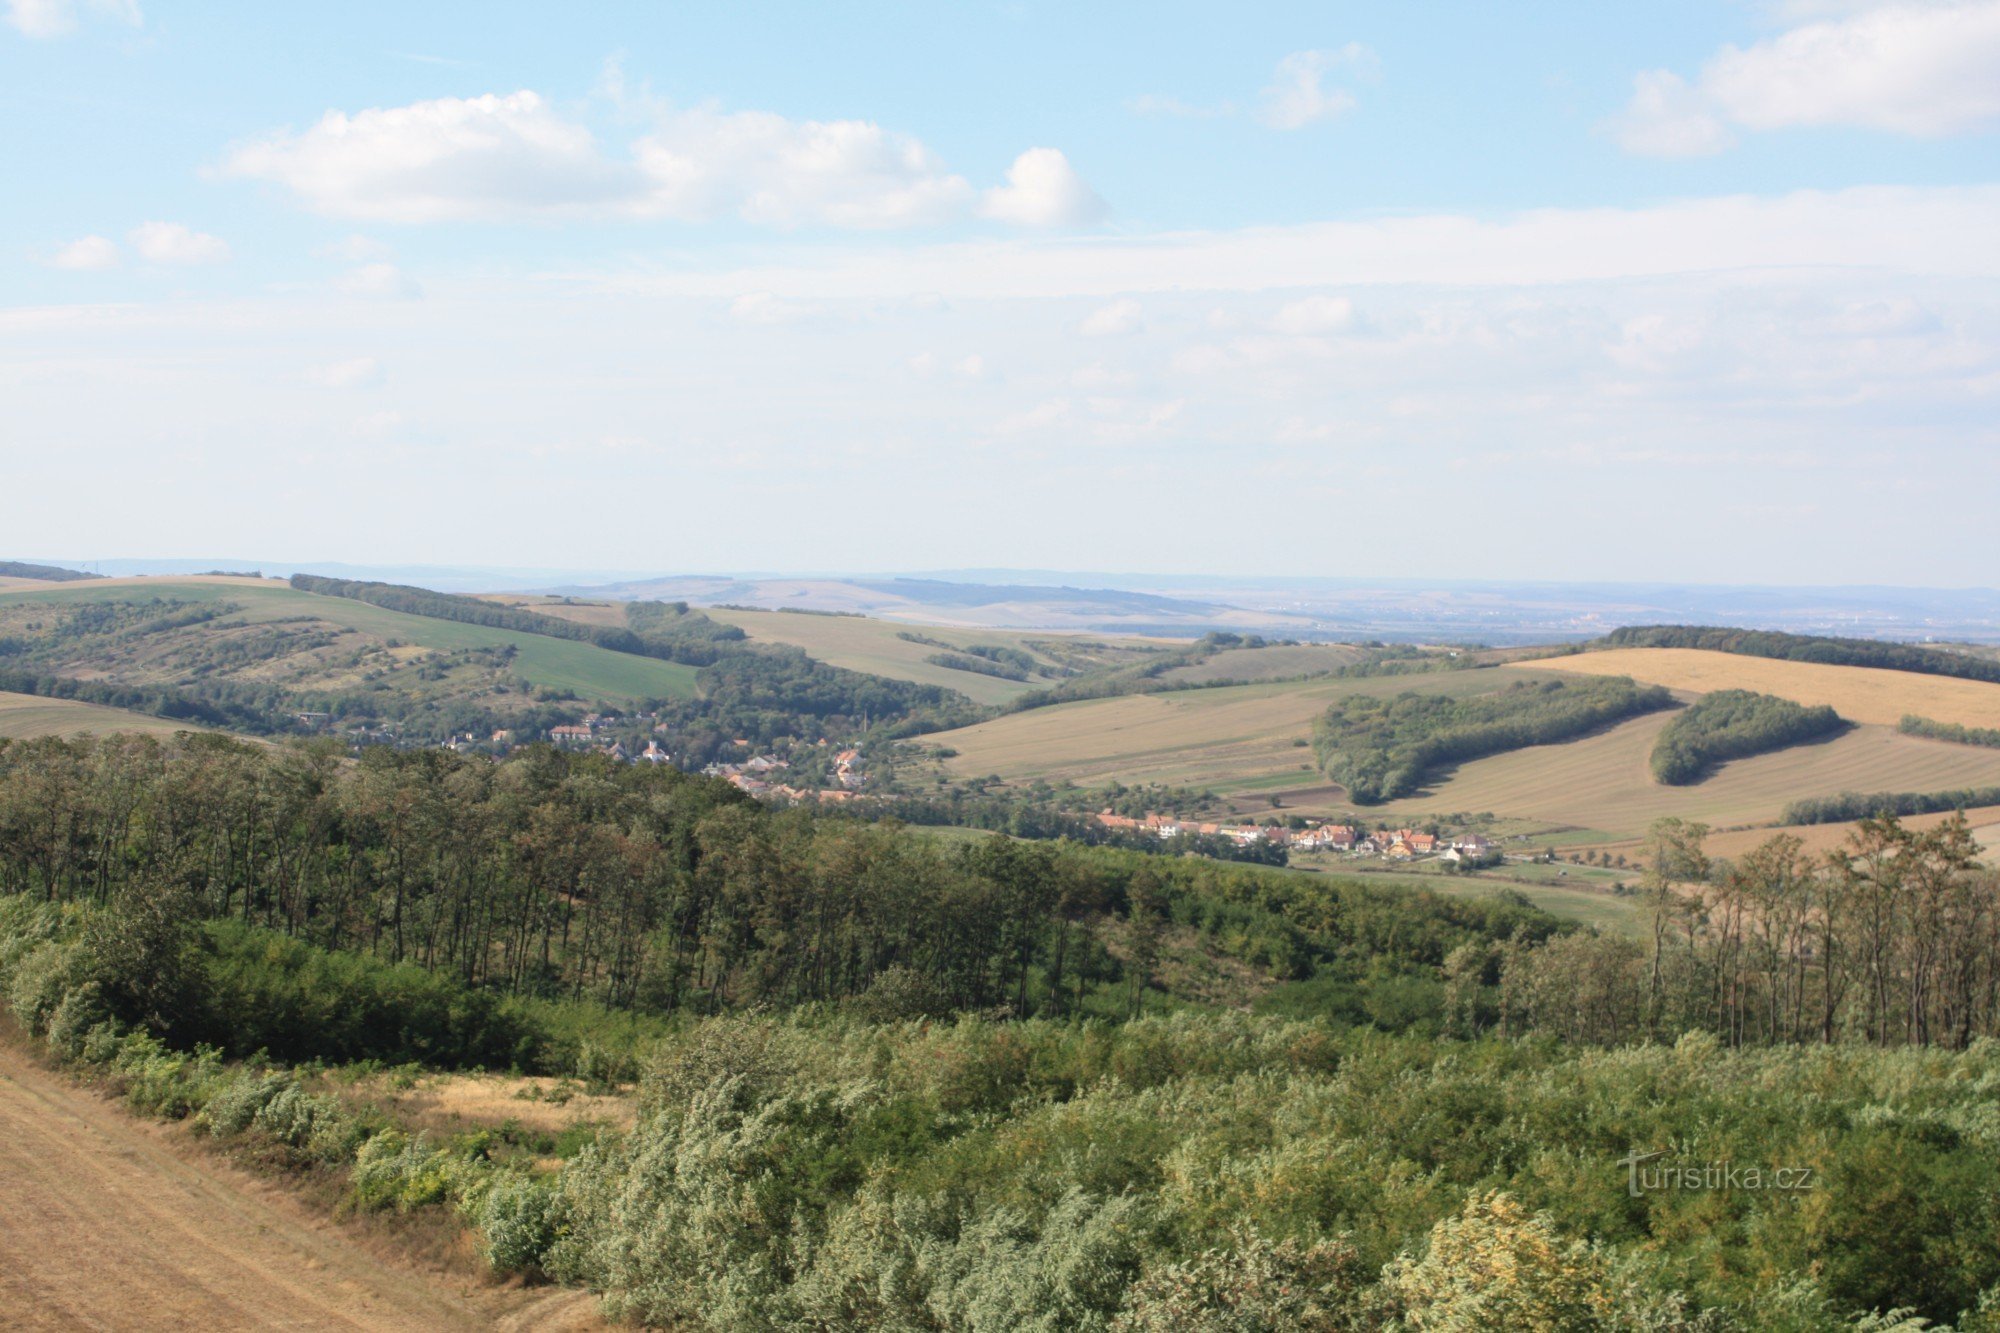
xmin=3 ymin=0 xmax=1998 ymax=584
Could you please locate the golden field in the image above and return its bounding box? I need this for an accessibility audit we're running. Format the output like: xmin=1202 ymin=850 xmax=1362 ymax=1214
xmin=1531 ymin=647 xmax=2000 ymax=728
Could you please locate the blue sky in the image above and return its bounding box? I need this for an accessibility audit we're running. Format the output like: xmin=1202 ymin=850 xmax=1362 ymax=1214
xmin=5 ymin=1 xmax=1999 ymax=582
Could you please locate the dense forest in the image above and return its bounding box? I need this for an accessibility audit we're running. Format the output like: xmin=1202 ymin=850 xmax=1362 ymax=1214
xmin=1312 ymin=676 xmax=1672 ymax=803
xmin=0 ymin=734 xmax=1552 ymax=1026
xmin=1902 ymin=714 xmax=2000 ymax=749
xmin=6 ymin=738 xmax=2000 ymax=1323
xmin=1596 ymin=624 xmax=2000 ymax=686
xmin=1649 ymin=689 xmax=1845 ymax=784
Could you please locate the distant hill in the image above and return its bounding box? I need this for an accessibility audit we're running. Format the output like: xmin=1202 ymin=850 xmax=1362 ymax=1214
xmin=0 ymin=561 xmax=96 ymax=582
xmin=551 ymin=574 xmax=1313 ymax=633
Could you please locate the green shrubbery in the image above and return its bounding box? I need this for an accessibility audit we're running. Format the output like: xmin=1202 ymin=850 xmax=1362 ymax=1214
xmin=1649 ymin=689 xmax=1844 ymax=784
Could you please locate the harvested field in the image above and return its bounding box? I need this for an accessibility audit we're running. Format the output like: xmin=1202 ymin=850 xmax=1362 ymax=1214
xmin=938 ymin=668 xmax=1538 ymax=789
xmin=1532 ymin=647 xmax=2000 ymax=729
xmin=1366 ymin=714 xmax=2000 ymax=840
xmin=0 ymin=1037 xmax=601 ymax=1330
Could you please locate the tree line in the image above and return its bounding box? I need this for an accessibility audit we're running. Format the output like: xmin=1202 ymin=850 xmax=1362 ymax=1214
xmin=1312 ymin=676 xmax=1672 ymax=803
xmin=1649 ymin=688 xmax=1844 ymax=784
xmin=1780 ymin=786 xmax=2000 ymax=825
xmin=1901 ymin=714 xmax=2000 ymax=748
xmin=1597 ymin=623 xmax=2000 ymax=686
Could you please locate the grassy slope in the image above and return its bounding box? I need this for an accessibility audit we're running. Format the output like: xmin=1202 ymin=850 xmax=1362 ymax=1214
xmin=1150 ymin=642 xmax=1370 ymax=685
xmin=0 ymin=577 xmax=699 ymax=703
xmin=0 ymin=690 xmax=208 ymax=740
xmin=1535 ymin=646 xmax=2000 ymax=728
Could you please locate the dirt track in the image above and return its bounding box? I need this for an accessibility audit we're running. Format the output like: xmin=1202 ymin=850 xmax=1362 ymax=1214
xmin=0 ymin=1040 xmax=599 ymax=1331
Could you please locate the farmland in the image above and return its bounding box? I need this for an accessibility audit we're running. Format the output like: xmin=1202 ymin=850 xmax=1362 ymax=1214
xmin=938 ymin=667 xmax=1531 ymax=789
xmin=933 ymin=656 xmax=2000 ymax=846
xmin=1533 ymin=646 xmax=2000 ymax=728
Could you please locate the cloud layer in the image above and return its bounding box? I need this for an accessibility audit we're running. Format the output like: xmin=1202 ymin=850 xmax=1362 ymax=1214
xmin=223 ymin=91 xmax=1103 ymax=230
xmin=1617 ymin=1 xmax=2000 ymax=155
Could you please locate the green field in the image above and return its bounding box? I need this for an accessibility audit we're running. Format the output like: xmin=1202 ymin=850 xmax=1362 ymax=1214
xmin=0 ymin=690 xmax=210 ymax=740
xmin=0 ymin=577 xmax=699 ymax=703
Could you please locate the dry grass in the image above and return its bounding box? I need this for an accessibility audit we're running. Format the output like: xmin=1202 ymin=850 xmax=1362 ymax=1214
xmin=1531 ymin=647 xmax=2000 ymax=728
xmin=355 ymin=1072 xmax=636 ymax=1138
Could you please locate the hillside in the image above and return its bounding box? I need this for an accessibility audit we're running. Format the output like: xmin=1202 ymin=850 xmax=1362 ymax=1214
xmin=931 ymin=656 xmax=2000 ymax=847
xmin=0 ymin=576 xmax=699 ymax=740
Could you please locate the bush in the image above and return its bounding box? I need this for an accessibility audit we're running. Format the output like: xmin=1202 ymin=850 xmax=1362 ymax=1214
xmin=473 ymin=1173 xmax=568 ymax=1276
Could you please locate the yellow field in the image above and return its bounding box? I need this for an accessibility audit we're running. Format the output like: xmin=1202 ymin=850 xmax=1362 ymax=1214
xmin=939 ymin=669 xmax=1526 ymax=787
xmin=0 ymin=690 xmax=205 ymax=740
xmin=1531 ymin=647 xmax=2000 ymax=728
xmin=1365 ymin=712 xmax=2000 ymax=839
xmin=1682 ymin=805 xmax=2000 ymax=863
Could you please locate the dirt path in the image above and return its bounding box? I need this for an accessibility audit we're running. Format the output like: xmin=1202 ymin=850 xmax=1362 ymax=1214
xmin=0 ymin=1041 xmax=600 ymax=1330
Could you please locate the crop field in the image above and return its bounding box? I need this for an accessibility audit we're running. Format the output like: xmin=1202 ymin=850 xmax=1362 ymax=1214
xmin=1532 ymin=647 xmax=2000 ymax=728
xmin=938 ymin=668 xmax=1541 ymax=788
xmin=1363 ymin=711 xmax=2000 ymax=840
xmin=0 ymin=577 xmax=699 ymax=703
xmin=0 ymin=690 xmax=205 ymax=740
xmin=705 ymin=608 xmax=1162 ymax=705
xmin=935 ymin=658 xmax=2000 ymax=844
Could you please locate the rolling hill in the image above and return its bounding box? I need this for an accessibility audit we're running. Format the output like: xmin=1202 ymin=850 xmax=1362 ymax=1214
xmin=0 ymin=576 xmax=701 ymax=740
xmin=0 ymin=690 xmax=209 ymax=741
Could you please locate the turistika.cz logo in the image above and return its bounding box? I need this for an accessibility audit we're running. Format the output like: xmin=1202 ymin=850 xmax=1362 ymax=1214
xmin=1617 ymin=1148 xmax=1817 ymax=1198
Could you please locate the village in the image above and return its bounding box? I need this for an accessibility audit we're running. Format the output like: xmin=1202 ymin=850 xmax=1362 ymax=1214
xmin=1091 ymin=811 xmax=1503 ymax=866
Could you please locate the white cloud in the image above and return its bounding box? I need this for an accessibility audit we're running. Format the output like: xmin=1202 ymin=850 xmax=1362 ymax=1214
xmin=1259 ymin=46 xmax=1375 ymax=130
xmin=1272 ymin=294 xmax=1355 ymax=335
xmin=4 ymin=0 xmax=139 ymax=38
xmin=128 ymin=221 xmax=230 ymax=265
xmin=340 ymin=262 xmax=422 ymax=299
xmin=980 ymin=148 xmax=1105 ymax=228
xmin=49 ymin=235 xmax=119 ymax=270
xmin=1616 ymin=2 xmax=2000 ymax=155
xmin=1080 ymin=298 xmax=1143 ymax=336
xmin=224 ymin=89 xmax=1100 ymax=231
xmin=306 ymin=356 xmax=383 ymax=389
xmin=955 ymin=353 xmax=986 ymax=379
xmin=224 ymin=92 xmax=628 ymax=224
xmin=634 ymin=106 xmax=976 ymax=229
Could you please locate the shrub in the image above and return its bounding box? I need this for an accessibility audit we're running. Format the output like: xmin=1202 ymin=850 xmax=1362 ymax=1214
xmin=473 ymin=1173 xmax=568 ymax=1276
